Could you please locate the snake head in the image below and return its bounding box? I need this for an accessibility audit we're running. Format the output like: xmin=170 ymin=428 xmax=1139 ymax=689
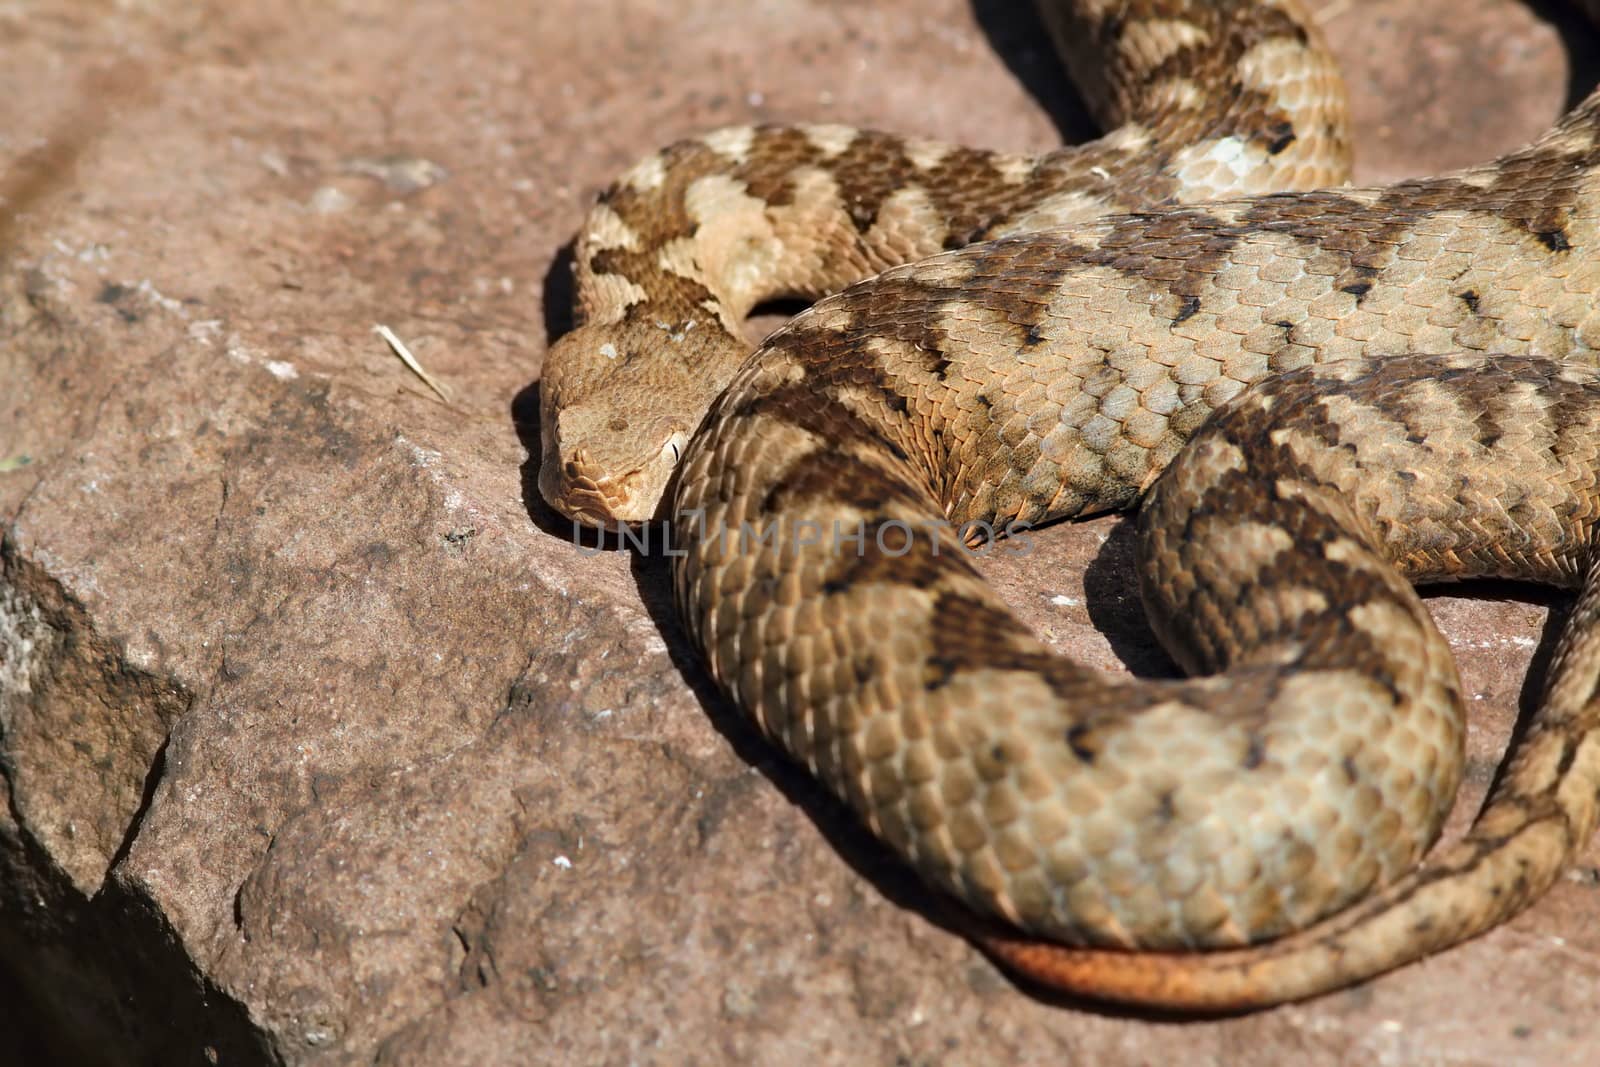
xmin=538 ymin=318 xmax=707 ymax=529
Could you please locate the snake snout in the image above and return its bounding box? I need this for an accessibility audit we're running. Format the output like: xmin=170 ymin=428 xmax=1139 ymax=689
xmin=548 ymin=445 xmax=677 ymax=531
xmin=537 ymin=445 xmax=619 ymax=529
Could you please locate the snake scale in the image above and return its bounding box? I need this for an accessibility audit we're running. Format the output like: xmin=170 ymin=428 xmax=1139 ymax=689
xmin=538 ymin=0 xmax=1600 ymax=1009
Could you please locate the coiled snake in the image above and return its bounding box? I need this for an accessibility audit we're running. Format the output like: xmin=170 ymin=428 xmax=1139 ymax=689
xmin=538 ymin=0 xmax=1600 ymax=1008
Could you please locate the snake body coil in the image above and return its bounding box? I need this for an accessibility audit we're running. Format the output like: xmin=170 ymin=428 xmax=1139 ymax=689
xmin=539 ymin=0 xmax=1600 ymax=1008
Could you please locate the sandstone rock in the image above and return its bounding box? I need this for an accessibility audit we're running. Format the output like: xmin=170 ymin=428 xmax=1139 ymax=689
xmin=2 ymin=1 xmax=1598 ymax=1064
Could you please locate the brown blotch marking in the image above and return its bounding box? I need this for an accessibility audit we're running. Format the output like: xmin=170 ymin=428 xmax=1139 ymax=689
xmin=763 ymin=315 xmax=939 ymax=423
xmin=1069 ymin=182 xmax=1465 ymax=320
xmin=925 ymin=232 xmax=1100 ymax=342
xmin=596 ymin=136 xmax=734 ymax=243
xmin=819 ymin=517 xmax=980 ymax=597
xmin=918 ymin=143 xmax=1048 ymax=248
xmin=813 ymin=9 xmax=1329 ymax=255
xmin=1189 ymin=370 xmax=1341 ymax=454
xmin=864 ymin=144 xmax=1067 ymax=249
xmin=1341 ymin=755 xmax=1360 ymax=785
xmin=1100 ymin=2 xmax=1309 ymax=119
xmin=1262 ymin=121 xmax=1297 ymax=156
xmin=1536 ymin=227 xmax=1571 ymax=253
xmin=760 ymin=439 xmax=930 ymax=521
xmin=1155 ymin=789 xmax=1177 ymax=824
xmin=1440 ymin=128 xmax=1598 ymax=251
xmin=1213 ymin=99 xmax=1303 ymax=160
xmin=1084 ymin=205 xmax=1249 ymax=310
xmin=1543 ymin=372 xmax=1600 ymax=477
xmin=1229 ymin=4 xmax=1313 ymax=49
xmin=826 ymin=134 xmax=929 ymax=234
xmin=731 ymin=380 xmax=913 ymax=475
xmin=776 ymin=274 xmax=969 ymax=386
xmin=588 ymin=245 xmax=719 ymax=315
xmin=1555 ymin=735 xmax=1581 ymax=778
xmin=1339 ymin=265 xmax=1378 ymax=302
xmin=733 ymin=125 xmax=830 ymax=208
xmin=924 ymin=591 xmax=1118 ymax=706
xmin=1159 ymin=451 xmax=1405 ymax=695
xmin=1466 ymin=386 xmax=1515 ymax=451
xmin=742 ymin=300 xmax=986 ymax=502
xmin=1066 ymin=723 xmax=1099 ymax=765
xmin=1317 ymin=369 xmax=1443 ymax=450
xmin=1117 ymin=0 xmax=1311 ymax=158
xmin=1416 ymin=357 xmax=1569 ymax=453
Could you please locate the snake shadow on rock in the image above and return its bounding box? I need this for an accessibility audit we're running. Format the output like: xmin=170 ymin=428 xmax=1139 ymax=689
xmin=968 ymin=0 xmax=1098 ymax=143
xmin=516 ymin=237 xmax=625 ymax=550
xmin=1530 ymin=0 xmax=1600 ymax=109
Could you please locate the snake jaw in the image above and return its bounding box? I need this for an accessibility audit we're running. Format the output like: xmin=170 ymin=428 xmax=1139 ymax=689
xmin=539 ymin=447 xmax=617 ymax=528
xmin=539 ymin=422 xmax=689 ymax=528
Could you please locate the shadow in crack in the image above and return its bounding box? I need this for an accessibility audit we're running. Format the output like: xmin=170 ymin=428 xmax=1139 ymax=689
xmin=969 ymin=0 xmax=1097 ymax=144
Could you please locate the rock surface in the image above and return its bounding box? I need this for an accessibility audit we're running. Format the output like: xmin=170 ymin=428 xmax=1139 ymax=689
xmin=3 ymin=1 xmax=1599 ymax=1064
